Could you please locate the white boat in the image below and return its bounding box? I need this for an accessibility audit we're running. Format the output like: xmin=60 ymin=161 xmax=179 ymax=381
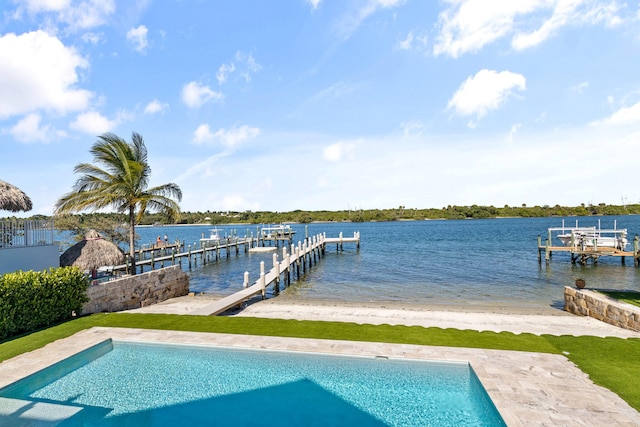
xmin=261 ymin=224 xmax=296 ymax=239
xmin=200 ymin=228 xmax=224 ymax=245
xmin=550 ymin=220 xmax=628 ymax=250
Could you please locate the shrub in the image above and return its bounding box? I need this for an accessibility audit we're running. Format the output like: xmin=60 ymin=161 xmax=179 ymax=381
xmin=0 ymin=267 xmax=89 ymax=340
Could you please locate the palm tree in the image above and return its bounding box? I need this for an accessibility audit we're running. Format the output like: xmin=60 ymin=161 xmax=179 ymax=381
xmin=55 ymin=132 xmax=182 ymax=274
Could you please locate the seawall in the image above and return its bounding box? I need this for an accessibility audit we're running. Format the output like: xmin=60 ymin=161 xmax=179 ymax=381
xmin=564 ymin=286 xmax=640 ymax=332
xmin=83 ymin=265 xmax=189 ymax=314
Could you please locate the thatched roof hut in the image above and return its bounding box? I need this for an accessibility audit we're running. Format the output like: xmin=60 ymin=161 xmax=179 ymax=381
xmin=60 ymin=229 xmax=125 ymax=271
xmin=0 ymin=179 xmax=32 ymax=212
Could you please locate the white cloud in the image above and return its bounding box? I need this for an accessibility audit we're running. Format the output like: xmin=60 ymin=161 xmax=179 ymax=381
xmin=311 ymin=81 xmax=360 ymax=102
xmin=396 ymin=32 xmax=414 ymax=50
xmin=21 ymin=0 xmax=71 ymax=13
xmin=81 ymin=31 xmax=104 ymax=44
xmin=401 ymin=119 xmax=425 ymax=137
xmin=506 ymin=123 xmax=523 ymax=143
xmin=448 ymin=69 xmax=526 ymax=126
xmin=0 ymin=31 xmax=92 ymax=119
xmin=513 ymin=0 xmax=624 ymax=50
xmin=323 ymin=142 xmax=356 ymax=162
xmin=14 ymin=0 xmax=116 ymax=32
xmin=61 ymin=0 xmax=115 ymax=30
xmin=216 ymin=63 xmax=235 ymax=84
xmin=236 ymin=51 xmax=261 ymax=82
xmin=192 ymin=124 xmax=260 ymax=147
xmin=591 ymin=102 xmax=640 ymax=126
xmin=144 ymin=99 xmax=168 ymax=114
xmin=127 ymin=25 xmax=148 ymax=53
xmin=434 ymin=0 xmax=624 ymax=57
xmin=181 ymin=81 xmax=223 ymax=108
xmin=308 ymin=0 xmax=321 ymax=10
xmin=69 ymin=111 xmax=115 ymax=134
xmin=570 ymin=81 xmax=589 ymax=93
xmin=395 ymin=31 xmax=428 ymax=51
xmin=216 ymin=51 xmax=261 ymax=85
xmin=10 ymin=113 xmax=53 ymax=143
xmin=193 ymin=124 xmax=213 ymax=144
xmin=335 ymin=0 xmax=404 ymax=40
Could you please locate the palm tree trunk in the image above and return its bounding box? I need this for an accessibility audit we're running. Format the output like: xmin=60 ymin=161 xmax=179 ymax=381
xmin=129 ymin=206 xmax=137 ymax=275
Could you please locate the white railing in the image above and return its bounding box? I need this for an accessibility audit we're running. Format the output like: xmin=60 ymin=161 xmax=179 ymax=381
xmin=0 ymin=219 xmax=55 ymax=248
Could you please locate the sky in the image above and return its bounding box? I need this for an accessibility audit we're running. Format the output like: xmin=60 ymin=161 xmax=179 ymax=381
xmin=2 ymin=0 xmax=640 ymax=216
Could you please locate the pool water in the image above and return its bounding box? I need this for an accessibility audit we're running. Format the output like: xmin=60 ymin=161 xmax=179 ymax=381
xmin=0 ymin=341 xmax=506 ymax=426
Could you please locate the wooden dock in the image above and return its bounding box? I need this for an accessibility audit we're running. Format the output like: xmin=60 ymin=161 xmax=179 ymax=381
xmin=537 ymin=235 xmax=640 ymax=265
xmin=110 ymin=229 xmax=361 ymax=280
xmin=113 ymin=236 xmax=259 ymax=274
xmin=325 ymin=231 xmax=360 ymax=251
xmin=192 ymin=234 xmax=331 ymax=315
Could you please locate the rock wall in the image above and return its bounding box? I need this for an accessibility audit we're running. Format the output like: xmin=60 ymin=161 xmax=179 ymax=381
xmin=83 ymin=265 xmax=189 ymax=314
xmin=564 ymin=286 xmax=640 ymax=332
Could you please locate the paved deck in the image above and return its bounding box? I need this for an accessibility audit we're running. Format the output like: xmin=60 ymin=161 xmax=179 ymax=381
xmin=1 ymin=327 xmax=639 ymax=426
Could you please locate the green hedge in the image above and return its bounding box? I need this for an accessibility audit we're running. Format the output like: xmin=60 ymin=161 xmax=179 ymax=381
xmin=0 ymin=267 xmax=89 ymax=340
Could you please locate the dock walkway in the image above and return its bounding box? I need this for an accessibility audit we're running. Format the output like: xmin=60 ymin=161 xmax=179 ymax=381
xmin=192 ymin=234 xmax=330 ymax=315
xmin=112 ymin=236 xmax=258 ymax=274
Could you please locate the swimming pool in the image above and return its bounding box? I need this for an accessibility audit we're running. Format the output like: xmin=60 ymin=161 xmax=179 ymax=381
xmin=0 ymin=340 xmax=505 ymax=426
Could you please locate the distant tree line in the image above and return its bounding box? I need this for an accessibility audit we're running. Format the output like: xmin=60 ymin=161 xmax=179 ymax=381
xmin=10 ymin=204 xmax=639 ymax=238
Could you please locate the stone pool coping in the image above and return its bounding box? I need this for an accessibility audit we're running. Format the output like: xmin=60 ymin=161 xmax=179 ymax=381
xmin=1 ymin=327 xmax=639 ymax=426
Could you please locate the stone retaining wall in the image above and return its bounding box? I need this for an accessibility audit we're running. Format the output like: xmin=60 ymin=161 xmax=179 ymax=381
xmin=83 ymin=265 xmax=189 ymax=314
xmin=564 ymin=286 xmax=640 ymax=332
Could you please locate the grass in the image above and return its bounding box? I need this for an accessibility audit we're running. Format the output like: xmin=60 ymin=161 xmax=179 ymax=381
xmin=597 ymin=290 xmax=640 ymax=308
xmin=2 ymin=313 xmax=640 ymax=411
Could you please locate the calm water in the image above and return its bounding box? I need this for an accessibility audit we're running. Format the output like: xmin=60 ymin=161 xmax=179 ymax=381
xmin=97 ymin=216 xmax=640 ymax=311
xmin=0 ymin=341 xmax=505 ymax=426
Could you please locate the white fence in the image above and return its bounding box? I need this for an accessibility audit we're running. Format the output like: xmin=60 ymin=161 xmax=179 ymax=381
xmin=0 ymin=219 xmax=55 ymax=248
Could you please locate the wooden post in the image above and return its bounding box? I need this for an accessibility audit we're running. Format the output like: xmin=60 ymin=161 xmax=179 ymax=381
xmin=302 ymin=241 xmax=307 ymax=273
xmin=243 ymin=271 xmax=249 ymax=288
xmin=545 ymin=238 xmax=550 ymax=264
xmin=259 ymin=271 xmax=266 ymax=299
xmin=259 ymin=261 xmax=266 ymax=299
xmin=150 ymin=250 xmax=154 ymax=270
xmin=202 ymin=242 xmax=207 ymax=265
xmin=273 ymin=253 xmax=280 ymax=295
xmin=188 ymin=244 xmax=192 ymax=269
xmin=537 ymin=235 xmax=542 ymax=264
xmin=312 ymin=236 xmax=317 ymax=264
xmin=282 ymin=247 xmax=289 ymax=287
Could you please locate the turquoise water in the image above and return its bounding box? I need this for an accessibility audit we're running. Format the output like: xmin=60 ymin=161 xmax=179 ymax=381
xmin=123 ymin=216 xmax=640 ymax=311
xmin=0 ymin=340 xmax=505 ymax=426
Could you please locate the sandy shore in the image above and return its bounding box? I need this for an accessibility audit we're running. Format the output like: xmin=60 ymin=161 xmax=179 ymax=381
xmin=128 ymin=294 xmax=640 ymax=338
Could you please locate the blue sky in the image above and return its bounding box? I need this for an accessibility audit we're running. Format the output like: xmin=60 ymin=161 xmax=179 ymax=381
xmin=2 ymin=0 xmax=640 ymax=216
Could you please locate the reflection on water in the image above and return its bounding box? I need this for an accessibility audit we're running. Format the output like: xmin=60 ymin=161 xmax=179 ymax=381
xmin=76 ymin=216 xmax=640 ymax=311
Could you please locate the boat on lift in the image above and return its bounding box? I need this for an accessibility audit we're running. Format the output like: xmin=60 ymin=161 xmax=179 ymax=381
xmin=260 ymin=224 xmax=296 ymax=240
xmin=550 ymin=220 xmax=628 ymax=250
xmin=200 ymin=228 xmax=224 ymax=245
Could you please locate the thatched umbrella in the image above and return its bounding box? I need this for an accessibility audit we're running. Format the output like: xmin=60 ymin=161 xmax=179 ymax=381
xmin=0 ymin=179 xmax=32 ymax=212
xmin=60 ymin=229 xmax=125 ymax=271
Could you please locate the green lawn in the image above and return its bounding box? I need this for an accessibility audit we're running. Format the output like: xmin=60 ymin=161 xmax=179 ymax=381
xmin=2 ymin=313 xmax=640 ymax=411
xmin=597 ymin=290 xmax=640 ymax=308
